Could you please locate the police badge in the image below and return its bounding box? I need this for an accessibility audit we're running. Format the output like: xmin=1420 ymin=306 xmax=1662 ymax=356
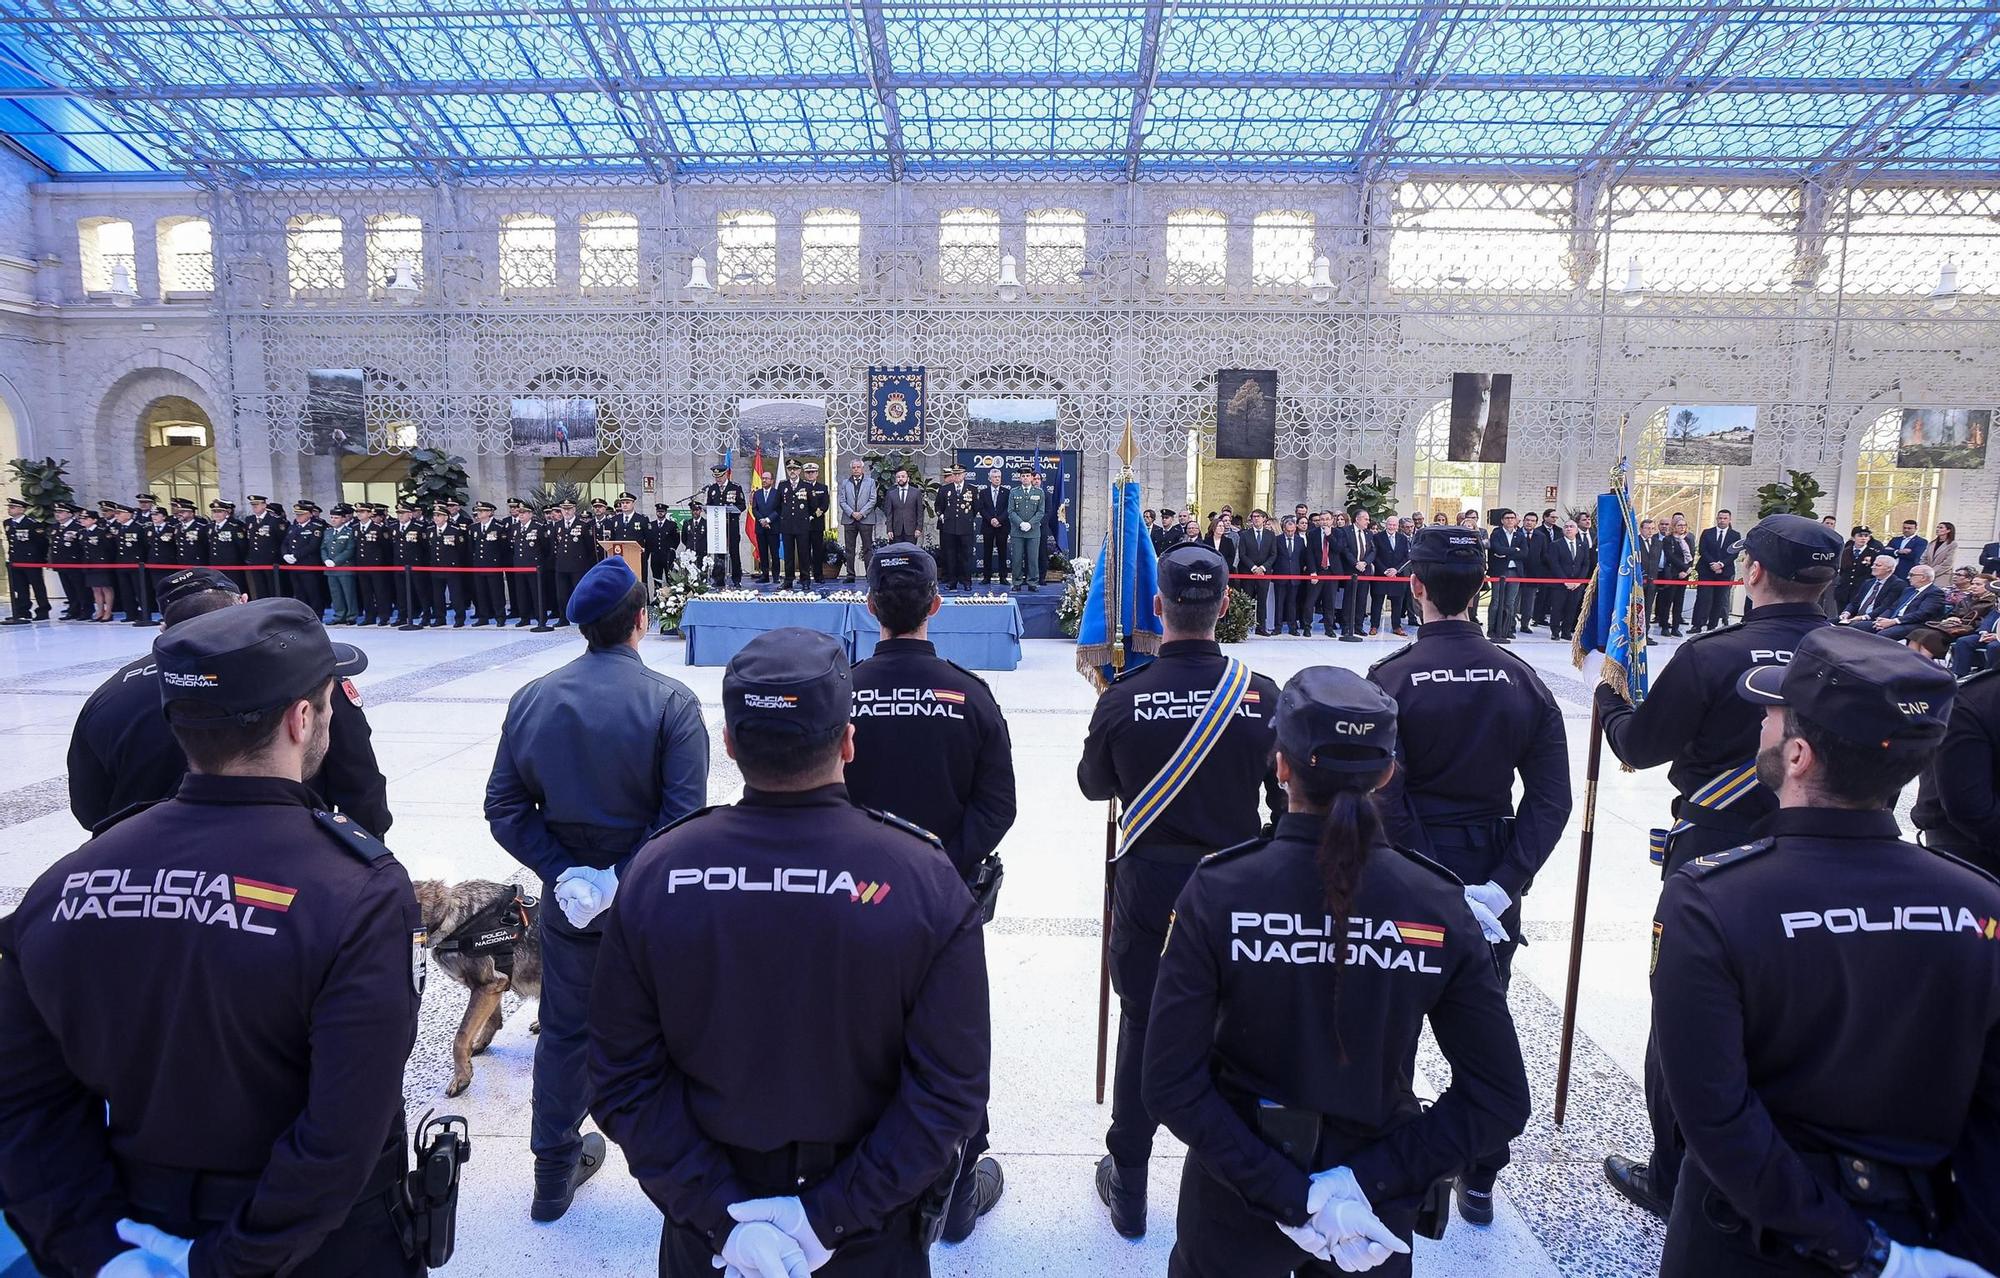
xmin=412 ymin=929 xmax=429 ymax=996
xmin=885 ymin=391 xmax=909 ymax=426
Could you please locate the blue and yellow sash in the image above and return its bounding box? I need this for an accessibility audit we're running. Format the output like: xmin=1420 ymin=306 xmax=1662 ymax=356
xmin=1649 ymin=759 xmax=1759 ymax=865
xmin=1116 ymin=657 xmax=1253 ymax=859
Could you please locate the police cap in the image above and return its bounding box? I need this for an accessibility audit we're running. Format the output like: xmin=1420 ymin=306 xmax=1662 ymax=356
xmin=79 ymin=508 xmax=98 ymax=521
xmin=136 ymin=493 xmax=159 ymax=503
xmin=1274 ymin=667 xmax=1399 ymax=773
xmin=1159 ymin=542 xmax=1230 ymax=605
xmin=566 ymin=555 xmax=639 ymax=626
xmin=445 ymin=496 xmax=463 ymax=506
xmin=1743 ymin=514 xmax=1842 ymax=583
xmin=1737 ymin=626 xmax=1953 ymax=744
xmin=330 ymin=502 xmax=354 ymax=516
xmin=4 ymin=496 xmax=22 ymax=508
xmin=711 ymin=463 xmax=730 ymax=474
xmin=617 ymin=491 xmax=637 ymax=502
xmin=723 ymin=627 xmax=850 ymax=740
xmin=208 ymin=499 xmax=235 ymax=512
xmin=868 ymin=541 xmax=937 ymax=593
xmin=155 ymin=567 xmax=242 ymax=613
xmin=396 ymin=500 xmax=418 ymax=513
xmin=171 ymin=498 xmax=195 ymax=511
xmin=1408 ymin=525 xmax=1485 ymax=565
xmin=475 ymin=501 xmax=496 ymax=513
xmin=246 ymin=494 xmax=268 ymax=504
xmin=1851 ymin=525 xmax=1873 ymax=538
xmin=55 ymin=501 xmax=81 ymax=514
xmin=155 ymin=597 xmax=366 ymax=722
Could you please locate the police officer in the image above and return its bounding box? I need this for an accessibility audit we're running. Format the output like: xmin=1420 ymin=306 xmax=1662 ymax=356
xmin=1597 ymin=512 xmax=1844 ymax=1218
xmin=588 ymin=626 xmax=990 ymax=1277
xmin=1367 ymin=524 xmax=1572 ymax=1224
xmin=50 ymin=501 xmax=88 ymax=620
xmin=704 ymin=462 xmax=747 ymax=587
xmin=322 ymin=503 xmax=362 ymax=625
xmin=391 ymin=500 xmax=429 ymax=627
xmin=548 ymin=499 xmax=600 ymax=622
xmin=465 ymin=501 xmax=509 ymax=625
xmin=485 ymin=555 xmax=709 ymax=1221
xmin=172 ymin=497 xmax=211 ymax=567
xmin=1078 ymin=542 xmax=1283 ymax=1237
xmin=781 ymin=462 xmax=830 ymax=589
xmin=650 ymin=502 xmax=681 ymax=585
xmin=1913 ymin=662 xmax=2000 ymax=879
xmin=844 ymin=543 xmax=1016 ymax=1243
xmin=355 ymin=503 xmax=395 ymax=626
xmin=0 ymin=598 xmax=424 ymax=1277
xmin=510 ymin=499 xmax=551 ymax=626
xmin=207 ymin=499 xmax=247 ymax=582
xmin=1006 ymin=466 xmax=1045 ymax=592
xmin=281 ymin=501 xmax=328 ymax=616
xmin=426 ymin=504 xmax=468 ymax=626
xmin=1143 ymin=668 xmax=1532 ymax=1278
xmin=1653 ymin=627 xmax=2000 ymax=1276
xmin=603 ymin=491 xmax=650 ymax=582
xmin=106 ymin=501 xmax=147 ymax=622
xmin=243 ymin=494 xmax=286 ymax=600
xmin=935 ymin=466 xmax=977 ymax=590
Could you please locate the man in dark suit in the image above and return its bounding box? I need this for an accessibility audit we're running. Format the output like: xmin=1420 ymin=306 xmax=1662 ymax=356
xmin=1515 ymin=511 xmax=1546 ymax=635
xmin=1235 ymin=509 xmax=1278 ymax=635
xmin=1485 ymin=509 xmax=1527 ymax=643
xmin=974 ymin=467 xmax=1009 ymax=584
xmin=1656 ymin=513 xmax=1694 ymax=636
xmin=1303 ymin=510 xmax=1341 ymax=637
xmin=1272 ymin=515 xmax=1307 ymax=636
xmin=1855 ymin=562 xmax=1945 ymax=638
xmin=883 ymin=466 xmax=925 ymax=543
xmin=1950 ymin=602 xmax=2000 ymax=675
xmin=1335 ymin=509 xmax=1374 ymax=641
xmin=1636 ymin=518 xmax=1663 ymax=634
xmin=1690 ymin=509 xmax=1745 ymax=632
xmin=1980 ymin=538 xmax=2000 ymax=575
xmin=1839 ymin=553 xmax=1909 ymax=628
xmin=1146 ymin=509 xmax=1170 ymax=556
xmin=1370 ymin=514 xmax=1412 ymax=637
xmin=1548 ymin=519 xmax=1591 ymax=639
xmin=751 ymin=469 xmax=781 ymax=582
xmin=1886 ymin=518 xmax=1928 ymax=579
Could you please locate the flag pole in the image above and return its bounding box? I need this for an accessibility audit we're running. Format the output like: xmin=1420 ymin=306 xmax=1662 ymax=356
xmin=1095 ymin=417 xmax=1138 ymax=1105
xmin=1552 ymin=701 xmax=1603 ymax=1126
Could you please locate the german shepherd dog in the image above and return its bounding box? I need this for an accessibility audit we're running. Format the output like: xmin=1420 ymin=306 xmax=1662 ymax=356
xmin=412 ymin=878 xmax=542 ymax=1097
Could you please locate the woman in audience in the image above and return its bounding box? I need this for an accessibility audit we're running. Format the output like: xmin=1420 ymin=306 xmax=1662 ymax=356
xmin=1925 ymin=521 xmax=1959 ymax=575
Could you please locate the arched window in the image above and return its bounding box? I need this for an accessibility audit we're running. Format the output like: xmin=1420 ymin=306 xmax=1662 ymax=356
xmin=1411 ymin=400 xmax=1500 ymax=523
xmin=801 ymin=208 xmax=861 ymax=287
xmin=499 ymin=213 xmax=558 ymax=291
xmin=1165 ymin=209 xmax=1227 ymax=288
xmin=1025 ymin=208 xmax=1085 ymax=285
xmin=156 ymin=217 xmax=212 ymax=294
xmin=286 ymin=215 xmax=345 ymax=294
xmin=365 ymin=213 xmax=424 ymax=295
xmin=937 ymin=208 xmax=1000 ymax=286
xmin=1852 ymin=409 xmax=1942 ymax=533
xmin=142 ymin=395 xmax=218 ymax=511
xmin=79 ymin=217 xmax=135 ymax=294
xmin=581 ymin=212 xmax=640 ymax=289
xmin=1631 ymin=408 xmax=1723 ymax=528
xmin=716 ymin=210 xmax=777 ymax=288
xmin=1252 ymin=210 xmax=1314 ymax=287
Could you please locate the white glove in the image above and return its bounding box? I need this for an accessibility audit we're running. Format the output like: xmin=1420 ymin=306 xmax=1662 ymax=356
xmin=103 ymin=1220 xmax=192 ymax=1277
xmin=553 ymin=865 xmax=618 ymax=929
xmin=282 ymin=553 xmax=296 ymax=564
xmin=1464 ymin=893 xmax=1510 ymax=944
xmin=708 ymin=1221 xmax=809 ymax=1278
xmin=1579 ymin=650 xmax=1605 ymax=685
xmin=726 ymin=1198 xmax=833 ymax=1271
xmin=98 ymin=1252 xmax=183 ymax=1278
xmin=1466 ymin=879 xmax=1512 ymax=919
xmin=1882 ymin=1242 xmax=1999 ymax=1278
xmin=1305 ymin=1168 xmax=1409 ymax=1274
xmin=1277 ymin=1219 xmax=1334 ymax=1261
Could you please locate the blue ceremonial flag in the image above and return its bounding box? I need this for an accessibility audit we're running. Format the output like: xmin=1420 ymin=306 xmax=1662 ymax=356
xmin=1572 ymin=467 xmax=1649 ymax=703
xmin=1076 ymin=475 xmax=1163 ymax=691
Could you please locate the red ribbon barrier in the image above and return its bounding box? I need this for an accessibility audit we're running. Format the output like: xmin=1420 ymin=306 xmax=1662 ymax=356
xmin=1224 ymin=571 xmax=1745 ymax=587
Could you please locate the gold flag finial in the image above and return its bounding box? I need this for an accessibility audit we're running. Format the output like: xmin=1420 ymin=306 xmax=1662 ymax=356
xmin=1118 ymin=415 xmax=1137 ymax=476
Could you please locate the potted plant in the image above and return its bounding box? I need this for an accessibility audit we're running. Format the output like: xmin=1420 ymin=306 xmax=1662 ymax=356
xmin=1216 ymin=586 xmax=1257 ymax=643
xmin=6 ymin=457 xmax=75 ymax=520
xmin=1754 ymin=469 xmax=1823 ymax=519
xmin=1342 ymin=463 xmax=1395 ymax=523
xmin=402 ymin=449 xmax=471 ymax=510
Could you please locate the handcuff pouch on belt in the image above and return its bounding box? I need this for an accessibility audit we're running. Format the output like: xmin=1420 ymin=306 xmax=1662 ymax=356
xmin=916 ymin=1141 xmax=968 ymax=1248
xmin=396 ymin=1110 xmax=470 ymax=1267
xmin=432 ymin=886 xmax=537 ymax=978
xmin=1651 ymin=759 xmax=1758 ymax=866
xmin=965 ymin=853 xmax=1005 ymax=926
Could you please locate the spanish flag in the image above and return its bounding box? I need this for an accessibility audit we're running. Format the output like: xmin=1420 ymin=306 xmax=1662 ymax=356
xmin=1395 ymin=920 xmax=1445 ymax=948
xmin=234 ymin=875 xmax=298 ymax=913
xmin=744 ymin=447 xmax=764 ymax=557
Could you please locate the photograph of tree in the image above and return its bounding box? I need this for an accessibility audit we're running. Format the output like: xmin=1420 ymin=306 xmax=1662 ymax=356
xmin=1661 ymin=403 xmax=1756 ymax=466
xmin=1448 ymin=372 xmax=1512 ymax=463
xmin=303 ymin=368 xmax=366 ymax=455
xmin=1215 ymin=369 xmax=1277 ymax=459
xmin=966 ymin=397 xmax=1058 ymax=449
xmin=509 ymin=396 xmax=599 ymax=457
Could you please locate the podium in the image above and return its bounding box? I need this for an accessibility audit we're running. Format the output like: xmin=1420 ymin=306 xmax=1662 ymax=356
xmin=600 ymin=539 xmax=643 ymax=578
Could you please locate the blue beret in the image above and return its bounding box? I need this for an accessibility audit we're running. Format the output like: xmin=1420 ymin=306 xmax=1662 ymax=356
xmin=566 ymin=556 xmax=639 ymax=625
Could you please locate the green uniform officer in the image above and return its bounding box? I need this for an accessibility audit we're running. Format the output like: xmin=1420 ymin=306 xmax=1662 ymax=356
xmin=1006 ymin=466 xmax=1045 ymax=592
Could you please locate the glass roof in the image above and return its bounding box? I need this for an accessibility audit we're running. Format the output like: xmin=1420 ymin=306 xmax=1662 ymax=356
xmin=0 ymin=2 xmax=1995 ymax=181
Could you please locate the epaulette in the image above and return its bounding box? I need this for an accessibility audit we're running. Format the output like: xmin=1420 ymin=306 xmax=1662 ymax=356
xmin=1366 ymin=640 xmax=1418 ymax=674
xmin=1390 ymin=842 xmax=1466 ymax=885
xmin=639 ymin=804 xmax=721 ymax=845
xmin=942 ymin=657 xmax=993 ymax=693
xmin=1198 ymin=834 xmax=1270 ymax=866
xmin=90 ymin=798 xmax=167 ymax=838
xmin=1679 ymin=837 xmax=1775 ymax=877
xmin=1682 ymin=618 xmax=1748 ymax=646
xmin=1959 ymin=664 xmax=2000 ymax=690
xmin=860 ymin=805 xmax=945 ymax=850
xmin=1922 ymin=845 xmax=2000 ymax=889
xmin=314 ymin=809 xmax=394 ymax=864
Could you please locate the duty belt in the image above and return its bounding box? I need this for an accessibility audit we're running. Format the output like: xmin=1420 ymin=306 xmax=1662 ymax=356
xmin=1649 ymin=760 xmax=1758 ymax=866
xmin=118 ymin=1143 xmax=404 ymax=1227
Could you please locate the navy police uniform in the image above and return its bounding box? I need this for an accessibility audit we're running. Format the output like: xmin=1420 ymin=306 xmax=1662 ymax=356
xmin=589 ymin=627 xmax=989 ymax=1277
xmin=1654 ymin=629 xmax=2000 ymax=1276
xmin=1912 ymin=666 xmax=2000 ymax=878
xmin=1078 ymin=543 xmax=1282 ymax=1207
xmin=0 ymin=599 xmax=424 ymax=1278
xmin=703 ymin=467 xmax=746 ymax=586
xmin=243 ymin=498 xmax=285 ymax=600
xmin=468 ymin=506 xmax=510 ymax=625
xmin=6 ymin=499 xmax=52 ymax=621
xmin=1143 ymin=669 xmax=1530 ymax=1278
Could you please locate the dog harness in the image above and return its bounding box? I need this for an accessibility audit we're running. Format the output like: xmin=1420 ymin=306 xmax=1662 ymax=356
xmin=431 ymin=886 xmax=539 ymax=978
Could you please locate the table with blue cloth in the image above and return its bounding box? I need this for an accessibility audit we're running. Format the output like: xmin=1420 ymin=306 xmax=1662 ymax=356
xmin=679 ymin=597 xmax=1023 ymax=670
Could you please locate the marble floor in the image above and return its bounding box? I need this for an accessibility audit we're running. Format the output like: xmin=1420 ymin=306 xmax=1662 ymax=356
xmin=0 ymin=617 xmax=1708 ymax=1276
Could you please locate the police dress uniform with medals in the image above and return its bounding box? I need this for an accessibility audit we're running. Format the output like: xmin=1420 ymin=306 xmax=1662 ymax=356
xmin=1077 ymin=542 xmax=1283 ymax=1235
xmin=589 ymin=627 xmax=990 ymax=1278
xmin=4 ymin=496 xmax=51 ymax=621
xmin=0 ymin=599 xmax=426 ymax=1277
xmin=1143 ymin=669 xmax=1531 ymax=1278
xmin=1595 ymin=514 xmax=1846 ymax=1217
xmin=703 ymin=466 xmax=746 ymax=587
xmin=1653 ymin=628 xmax=2000 ymax=1277
xmin=51 ymin=505 xmax=88 ymax=619
xmin=243 ymin=498 xmax=286 ymax=600
xmin=468 ymin=504 xmax=511 ymax=626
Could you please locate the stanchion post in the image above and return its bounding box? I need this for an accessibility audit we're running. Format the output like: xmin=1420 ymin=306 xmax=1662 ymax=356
xmin=531 ymin=569 xmax=554 ymax=633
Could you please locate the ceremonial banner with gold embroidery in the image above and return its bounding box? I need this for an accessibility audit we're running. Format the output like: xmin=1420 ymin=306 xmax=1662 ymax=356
xmin=867 ymin=366 xmax=926 ymax=447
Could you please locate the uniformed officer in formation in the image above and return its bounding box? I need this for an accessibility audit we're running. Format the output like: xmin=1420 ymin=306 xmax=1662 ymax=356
xmin=844 ymin=542 xmax=1017 ymax=1243
xmin=103 ymin=501 xmax=145 ymax=623
xmin=485 ymin=555 xmax=709 ymax=1221
xmin=704 ymin=462 xmax=747 ymax=587
xmin=548 ymin=498 xmax=601 ymax=622
xmin=281 ymin=500 xmax=329 ymax=616
xmin=1144 ymin=667 xmax=1532 ymax=1278
xmin=1653 ymin=627 xmax=2000 ymax=1276
xmin=50 ymin=501 xmax=89 ymax=620
xmin=1597 ymin=511 xmax=1844 ymax=1218
xmin=207 ymin=499 xmax=247 ymax=578
xmin=649 ymin=501 xmax=681 ymax=585
xmin=0 ymin=598 xmax=425 ymax=1276
xmin=1006 ymin=465 xmax=1045 ymax=592
xmin=602 ymin=491 xmax=650 ymax=581
xmin=781 ymin=461 xmax=832 ymax=589
xmin=1367 ymin=523 xmax=1572 ymax=1225
xmin=1914 ymin=659 xmax=2000 ymax=878
xmin=171 ymin=496 xmax=211 ymax=567
xmin=589 ymin=625 xmax=990 ymax=1277
xmin=934 ymin=465 xmax=977 ymax=591
xmin=4 ymin=494 xmax=50 ymax=623
xmin=390 ymin=499 xmax=429 ymax=627
xmin=1078 ymin=541 xmax=1283 ymax=1237
xmin=243 ymin=494 xmax=286 ymax=599
xmin=467 ymin=500 xmax=511 ymax=625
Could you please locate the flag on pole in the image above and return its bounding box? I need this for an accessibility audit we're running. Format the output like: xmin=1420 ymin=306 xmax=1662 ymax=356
xmin=744 ymin=447 xmax=764 ymax=557
xmin=774 ymin=439 xmax=787 ymax=565
xmin=1076 ymin=468 xmax=1162 ymax=691
xmin=1572 ymin=460 xmax=1650 ymax=704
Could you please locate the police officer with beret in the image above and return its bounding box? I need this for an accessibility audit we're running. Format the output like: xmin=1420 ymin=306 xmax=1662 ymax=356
xmin=485 ymin=555 xmax=709 ymax=1221
xmin=1367 ymin=524 xmax=1571 ymax=1224
xmin=1597 ymin=512 xmax=1843 ymax=1217
xmin=1913 ymin=664 xmax=2000 ymax=879
xmin=1653 ymin=627 xmax=2000 ymax=1277
xmin=66 ymin=568 xmax=394 ymax=839
xmin=843 ymin=543 xmax=1016 ymax=1243
xmin=1143 ymin=667 xmax=1532 ymax=1278
xmin=0 ymin=598 xmax=425 ymax=1277
xmin=1078 ymin=541 xmax=1283 ymax=1237
xmin=589 ymin=626 xmax=990 ymax=1278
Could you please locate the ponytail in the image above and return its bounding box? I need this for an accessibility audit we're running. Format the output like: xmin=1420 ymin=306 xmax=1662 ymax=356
xmin=1283 ymin=751 xmax=1388 ymax=1065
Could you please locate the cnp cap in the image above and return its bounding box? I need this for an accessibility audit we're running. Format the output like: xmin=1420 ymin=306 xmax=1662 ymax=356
xmin=155 ymin=597 xmax=366 ymax=721
xmin=565 ymin=555 xmax=639 ymax=625
xmin=1408 ymin=525 xmax=1486 ymax=565
xmin=1737 ymin=626 xmax=1954 ymax=744
xmin=867 ymin=542 xmax=937 ymax=593
xmin=155 ymin=567 xmax=243 ymax=614
xmin=722 ymin=627 xmax=850 ymax=739
xmin=1159 ymin=542 xmax=1230 ymax=605
xmin=329 ymin=502 xmax=354 ymax=516
xmin=1743 ymin=513 xmax=1842 ymax=584
xmin=1273 ymin=667 xmax=1399 ymax=772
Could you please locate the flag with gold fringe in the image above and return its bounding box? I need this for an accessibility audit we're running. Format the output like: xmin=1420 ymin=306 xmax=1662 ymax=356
xmin=1572 ymin=461 xmax=1649 ymax=704
xmin=1076 ymin=473 xmax=1161 ymax=691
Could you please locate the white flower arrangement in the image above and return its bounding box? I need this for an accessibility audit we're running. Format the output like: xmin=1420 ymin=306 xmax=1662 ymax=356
xmin=1058 ymin=557 xmax=1094 ymax=637
xmin=654 ymin=564 xmax=712 ymax=632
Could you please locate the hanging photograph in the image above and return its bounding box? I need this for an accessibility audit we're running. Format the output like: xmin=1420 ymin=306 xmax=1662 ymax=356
xmin=303 ymin=368 xmax=365 ymax=456
xmin=867 ymin=366 xmax=927 ymax=447
xmin=966 ymin=397 xmax=1059 ymax=450
xmin=736 ymin=397 xmax=828 ymax=458
xmin=1898 ymin=407 xmax=1989 ymax=469
xmin=1215 ymin=369 xmax=1278 ymax=460
xmin=1448 ymin=372 xmax=1512 ymax=463
xmin=1661 ymin=403 xmax=1756 ymax=466
xmin=509 ymin=395 xmax=600 ymax=457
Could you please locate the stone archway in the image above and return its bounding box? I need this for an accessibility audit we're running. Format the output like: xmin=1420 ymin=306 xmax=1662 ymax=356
xmin=141 ymin=395 xmax=220 ymax=511
xmin=88 ymin=360 xmax=224 ymax=500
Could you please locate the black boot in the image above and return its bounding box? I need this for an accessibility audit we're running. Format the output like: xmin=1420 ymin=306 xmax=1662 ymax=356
xmin=942 ymin=1157 xmax=1004 ymax=1244
xmin=531 ymin=1132 xmax=606 ymax=1223
xmin=1603 ymin=1154 xmax=1672 ymax=1219
xmin=1454 ymin=1173 xmax=1495 ymax=1226
xmin=1095 ymin=1155 xmax=1145 ymax=1238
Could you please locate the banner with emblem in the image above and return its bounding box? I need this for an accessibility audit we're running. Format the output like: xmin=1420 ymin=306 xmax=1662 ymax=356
xmin=867 ymin=366 xmax=927 ymax=447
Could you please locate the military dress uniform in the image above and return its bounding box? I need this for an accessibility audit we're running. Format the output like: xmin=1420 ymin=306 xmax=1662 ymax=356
xmin=0 ymin=600 xmax=425 ymax=1278
xmin=1654 ymin=629 xmax=2000 ymax=1276
xmin=602 ymin=496 xmax=650 ymax=584
xmin=426 ymin=516 xmax=468 ymax=626
xmin=107 ymin=510 xmax=147 ymax=621
xmin=703 ymin=468 xmax=747 ymax=586
xmin=781 ymin=471 xmax=831 ymax=588
xmin=49 ymin=507 xmax=87 ymax=619
xmin=466 ymin=507 xmax=510 ymax=625
xmin=1144 ymin=669 xmax=1532 ymax=1278
xmin=207 ymin=502 xmax=248 ymax=583
xmin=548 ymin=510 xmax=600 ymax=622
xmin=589 ymin=627 xmax=989 ymax=1277
xmin=509 ymin=511 xmax=550 ymax=625
xmin=934 ymin=471 xmax=977 ymax=590
xmin=281 ymin=505 xmax=329 ymax=615
xmin=1005 ymin=472 xmax=1045 ymax=591
xmin=1078 ymin=544 xmax=1283 ymax=1233
xmin=391 ymin=509 xmax=429 ymax=626
xmin=1913 ymin=665 xmax=2000 ymax=878
xmin=322 ymin=508 xmax=361 ymax=625
xmin=243 ymin=498 xmax=286 ymax=600
xmin=650 ymin=505 xmax=681 ymax=585
xmin=355 ymin=508 xmax=395 ymax=625
xmin=146 ymin=513 xmax=183 ymax=613
xmin=172 ymin=502 xmax=212 ymax=568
